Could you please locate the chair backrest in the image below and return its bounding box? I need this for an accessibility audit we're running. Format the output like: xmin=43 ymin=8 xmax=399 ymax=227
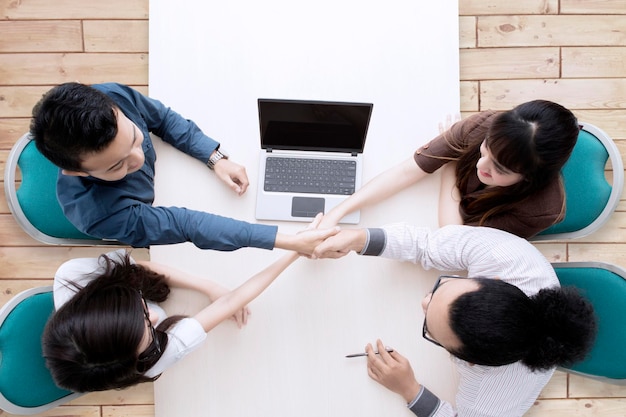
xmin=4 ymin=133 xmax=121 ymax=246
xmin=532 ymin=122 xmax=624 ymax=241
xmin=0 ymin=286 xmax=82 ymax=414
xmin=553 ymin=261 xmax=626 ymax=384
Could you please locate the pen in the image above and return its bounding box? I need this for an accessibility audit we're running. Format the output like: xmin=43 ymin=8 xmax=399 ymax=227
xmin=345 ymin=348 xmax=394 ymax=358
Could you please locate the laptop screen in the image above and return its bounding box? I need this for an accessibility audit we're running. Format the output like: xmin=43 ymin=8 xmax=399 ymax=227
xmin=258 ymin=99 xmax=373 ymax=153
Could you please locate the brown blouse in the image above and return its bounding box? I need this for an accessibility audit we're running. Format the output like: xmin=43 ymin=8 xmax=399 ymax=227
xmin=413 ymin=111 xmax=564 ymax=238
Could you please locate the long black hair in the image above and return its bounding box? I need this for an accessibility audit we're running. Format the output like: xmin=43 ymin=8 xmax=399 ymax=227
xmin=43 ymin=253 xmax=184 ymax=392
xmin=455 ymin=100 xmax=579 ymax=226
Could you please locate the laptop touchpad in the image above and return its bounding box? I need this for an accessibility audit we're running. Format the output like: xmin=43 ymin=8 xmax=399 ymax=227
xmin=291 ymin=197 xmax=325 ymax=218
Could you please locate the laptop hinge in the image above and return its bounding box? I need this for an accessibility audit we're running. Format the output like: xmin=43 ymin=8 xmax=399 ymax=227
xmin=266 ymin=148 xmax=273 ymax=153
xmin=351 ymin=151 xmax=358 ymax=157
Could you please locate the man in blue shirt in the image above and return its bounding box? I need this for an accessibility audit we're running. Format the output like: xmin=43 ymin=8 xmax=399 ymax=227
xmin=30 ymin=82 xmax=336 ymax=252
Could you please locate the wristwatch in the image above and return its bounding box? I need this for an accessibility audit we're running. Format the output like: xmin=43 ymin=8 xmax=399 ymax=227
xmin=207 ymin=147 xmax=228 ymax=170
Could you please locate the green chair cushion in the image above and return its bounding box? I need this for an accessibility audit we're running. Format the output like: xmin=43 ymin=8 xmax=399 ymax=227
xmin=539 ymin=130 xmax=611 ymax=235
xmin=0 ymin=292 xmax=73 ymax=407
xmin=555 ymin=267 xmax=626 ymax=379
xmin=16 ymin=140 xmax=96 ymax=240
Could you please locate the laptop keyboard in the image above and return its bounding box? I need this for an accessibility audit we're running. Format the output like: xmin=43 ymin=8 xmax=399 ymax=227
xmin=264 ymin=157 xmax=356 ymax=195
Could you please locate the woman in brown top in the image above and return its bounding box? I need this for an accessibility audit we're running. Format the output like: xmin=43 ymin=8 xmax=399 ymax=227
xmin=320 ymin=100 xmax=579 ymax=239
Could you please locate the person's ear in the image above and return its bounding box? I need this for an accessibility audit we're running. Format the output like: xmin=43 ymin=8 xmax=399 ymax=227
xmin=61 ymin=169 xmax=89 ymax=177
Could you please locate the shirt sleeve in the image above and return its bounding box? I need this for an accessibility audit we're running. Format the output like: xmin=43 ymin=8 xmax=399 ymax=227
xmin=144 ymin=317 xmax=208 ymax=378
xmin=413 ymin=112 xmax=495 ymax=174
xmin=94 ymin=83 xmax=219 ymax=163
xmin=82 ymin=198 xmax=278 ymax=250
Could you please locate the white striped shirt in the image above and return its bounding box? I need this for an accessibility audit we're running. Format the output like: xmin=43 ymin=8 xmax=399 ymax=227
xmin=372 ymin=224 xmax=558 ymax=417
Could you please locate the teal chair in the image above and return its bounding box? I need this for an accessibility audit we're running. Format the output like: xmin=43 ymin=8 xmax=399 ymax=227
xmin=0 ymin=286 xmax=82 ymax=414
xmin=553 ymin=261 xmax=626 ymax=384
xmin=532 ymin=122 xmax=624 ymax=241
xmin=4 ymin=133 xmax=122 ymax=245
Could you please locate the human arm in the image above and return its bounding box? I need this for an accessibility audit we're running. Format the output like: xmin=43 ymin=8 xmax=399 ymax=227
xmin=274 ymin=223 xmax=341 ymax=255
xmin=319 ymin=158 xmax=428 ymax=227
xmin=438 ymin=162 xmax=463 ymax=227
xmin=366 ymin=340 xmax=457 ymax=416
xmin=96 ymin=83 xmax=249 ymax=196
xmin=366 ymin=340 xmax=421 ymax=403
xmin=190 ymin=250 xmax=298 ymax=332
xmin=136 ymin=259 xmax=250 ymax=328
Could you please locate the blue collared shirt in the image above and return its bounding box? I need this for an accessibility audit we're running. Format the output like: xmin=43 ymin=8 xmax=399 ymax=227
xmin=56 ymin=83 xmax=277 ymax=250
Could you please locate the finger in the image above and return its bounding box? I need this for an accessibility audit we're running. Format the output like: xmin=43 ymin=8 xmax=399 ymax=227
xmin=377 ymin=339 xmax=394 ymax=362
xmin=314 ymin=250 xmax=348 ymax=260
xmin=319 ymin=226 xmax=341 ymax=239
xmin=306 ymin=213 xmax=323 ymax=230
xmin=242 ymin=307 xmax=250 ymax=326
xmin=238 ymin=179 xmax=249 ymax=195
xmin=367 ymin=363 xmax=380 ymax=381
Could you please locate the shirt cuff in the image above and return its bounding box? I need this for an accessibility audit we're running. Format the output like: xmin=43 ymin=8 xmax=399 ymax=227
xmin=407 ymin=386 xmax=441 ymax=417
xmin=358 ymin=228 xmax=385 ymax=256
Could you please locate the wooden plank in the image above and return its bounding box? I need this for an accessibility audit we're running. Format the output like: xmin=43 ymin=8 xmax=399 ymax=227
xmin=477 ymin=16 xmax=626 ymax=47
xmin=459 ymin=81 xmax=479 ymax=112
xmin=0 ymin=53 xmax=148 ymax=85
xmin=0 ymin=85 xmax=149 ymax=118
xmin=569 ymin=374 xmax=626 ymax=398
xmin=563 ymin=47 xmax=626 ymax=78
xmin=0 ymin=20 xmax=82 ymax=53
xmin=0 ymin=214 xmax=44 ymax=247
xmin=538 ymin=371 xmax=568 ymax=399
xmin=103 ymin=405 xmax=154 ymax=417
xmin=0 ymin=247 xmax=149 ymax=279
xmin=0 ymin=279 xmax=52 ymax=305
xmin=0 ymin=0 xmax=148 ymax=19
xmin=479 ymin=79 xmax=626 ymax=110
xmin=561 ymin=0 xmax=626 ymax=14
xmin=533 ymin=243 xmax=568 ymax=263
xmin=71 ymin=383 xmax=154 ymax=405
xmin=526 ymin=398 xmax=626 ymax=416
xmin=460 ymin=47 xmax=560 ymax=80
xmin=459 ymin=0 xmax=558 ymax=15
xmin=84 ymin=20 xmax=148 ymax=53
xmin=568 ymin=242 xmax=626 ymax=266
xmin=572 ymin=110 xmax=626 ymax=139
xmin=0 ymin=187 xmax=9 ymax=214
xmin=0 ymin=118 xmax=30 ymax=149
xmin=0 ymin=405 xmax=101 ymax=417
xmin=459 ymin=16 xmax=476 ymax=49
xmin=0 ymin=86 xmax=50 ymax=118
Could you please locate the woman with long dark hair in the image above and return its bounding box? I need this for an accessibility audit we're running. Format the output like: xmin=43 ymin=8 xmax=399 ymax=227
xmin=319 ymin=100 xmax=579 ymax=239
xmin=43 ymin=245 xmax=301 ymax=393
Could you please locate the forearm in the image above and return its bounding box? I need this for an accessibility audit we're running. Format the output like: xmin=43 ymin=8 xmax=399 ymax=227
xmin=87 ymin=204 xmax=276 ymax=250
xmin=136 ymin=260 xmax=225 ymax=299
xmin=194 ymin=252 xmax=299 ymax=332
xmin=324 ymin=158 xmax=427 ymax=225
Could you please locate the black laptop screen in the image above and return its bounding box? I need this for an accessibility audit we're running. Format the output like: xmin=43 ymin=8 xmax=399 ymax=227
xmin=258 ymin=99 xmax=373 ymax=153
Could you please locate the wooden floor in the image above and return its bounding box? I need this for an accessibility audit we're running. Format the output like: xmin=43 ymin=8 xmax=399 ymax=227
xmin=1 ymin=0 xmax=625 ymax=416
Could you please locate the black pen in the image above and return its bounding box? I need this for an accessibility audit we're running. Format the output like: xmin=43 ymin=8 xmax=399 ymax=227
xmin=345 ymin=347 xmax=394 ymax=358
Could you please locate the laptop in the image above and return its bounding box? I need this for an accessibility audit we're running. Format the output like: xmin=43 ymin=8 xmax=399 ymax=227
xmin=255 ymin=98 xmax=373 ymax=224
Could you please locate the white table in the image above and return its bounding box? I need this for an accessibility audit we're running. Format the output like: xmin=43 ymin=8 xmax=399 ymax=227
xmin=149 ymin=1 xmax=460 ymax=415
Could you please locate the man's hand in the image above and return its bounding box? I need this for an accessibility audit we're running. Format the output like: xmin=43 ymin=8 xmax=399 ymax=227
xmin=366 ymin=339 xmax=421 ymax=403
xmin=311 ymin=229 xmax=367 ymax=259
xmin=214 ymin=159 xmax=250 ymax=196
xmin=274 ymin=213 xmax=340 ymax=256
